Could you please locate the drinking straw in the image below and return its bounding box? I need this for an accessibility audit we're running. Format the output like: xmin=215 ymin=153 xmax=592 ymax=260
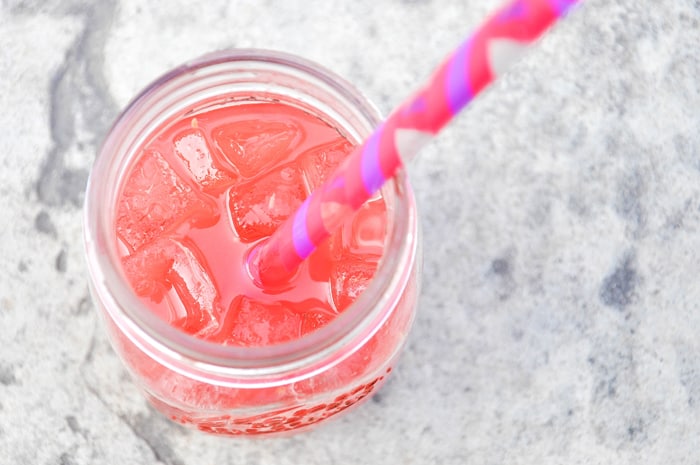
xmin=249 ymin=0 xmax=582 ymax=285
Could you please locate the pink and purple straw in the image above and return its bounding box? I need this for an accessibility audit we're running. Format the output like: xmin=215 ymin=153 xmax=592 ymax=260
xmin=250 ymin=0 xmax=582 ymax=285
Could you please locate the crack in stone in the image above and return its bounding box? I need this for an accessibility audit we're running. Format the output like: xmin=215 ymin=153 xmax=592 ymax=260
xmin=36 ymin=1 xmax=119 ymax=208
xmin=117 ymin=414 xmax=173 ymax=465
xmin=81 ymin=326 xmax=98 ymax=365
xmin=80 ymin=373 xmax=180 ymax=465
xmin=120 ymin=412 xmax=187 ymax=465
xmin=600 ymin=252 xmax=638 ymax=310
xmin=59 ymin=452 xmax=78 ymax=465
xmin=56 ymin=248 xmax=68 ymax=273
xmin=34 ymin=210 xmax=58 ymax=236
xmin=0 ymin=363 xmax=18 ymax=386
xmin=77 ymin=320 xmax=186 ymax=465
xmin=73 ymin=290 xmax=94 ymax=316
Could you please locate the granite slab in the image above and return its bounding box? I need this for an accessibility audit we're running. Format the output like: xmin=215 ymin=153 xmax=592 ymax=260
xmin=1 ymin=0 xmax=700 ymax=464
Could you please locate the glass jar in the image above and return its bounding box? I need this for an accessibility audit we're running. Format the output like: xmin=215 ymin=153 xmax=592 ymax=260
xmin=83 ymin=49 xmax=421 ymax=436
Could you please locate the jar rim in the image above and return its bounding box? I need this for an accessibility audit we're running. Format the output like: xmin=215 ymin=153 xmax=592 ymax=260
xmin=83 ymin=49 xmax=417 ymax=382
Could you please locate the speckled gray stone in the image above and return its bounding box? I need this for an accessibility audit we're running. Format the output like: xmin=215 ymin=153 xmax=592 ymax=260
xmin=2 ymin=0 xmax=700 ymax=464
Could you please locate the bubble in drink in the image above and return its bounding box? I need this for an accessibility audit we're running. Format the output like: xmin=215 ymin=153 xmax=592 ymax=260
xmin=116 ymin=149 xmax=218 ymax=251
xmin=213 ymin=119 xmax=301 ymax=178
xmin=229 ymin=164 xmax=307 ymax=243
xmin=173 ymin=127 xmax=237 ymax=192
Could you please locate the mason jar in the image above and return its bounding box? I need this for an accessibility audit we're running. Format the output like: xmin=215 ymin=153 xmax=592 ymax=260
xmin=84 ymin=49 xmax=421 ymax=436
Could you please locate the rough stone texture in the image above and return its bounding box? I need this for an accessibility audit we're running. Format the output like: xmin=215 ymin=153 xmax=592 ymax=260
xmin=2 ymin=0 xmax=700 ymax=463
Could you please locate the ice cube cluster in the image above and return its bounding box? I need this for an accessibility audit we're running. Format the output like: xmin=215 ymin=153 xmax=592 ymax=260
xmin=117 ymin=109 xmax=388 ymax=343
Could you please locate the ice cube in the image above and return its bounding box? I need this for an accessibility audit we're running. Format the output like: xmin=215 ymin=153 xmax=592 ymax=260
xmin=173 ymin=128 xmax=237 ymax=192
xmin=299 ymin=138 xmax=353 ymax=193
xmin=166 ymin=238 xmax=221 ymax=335
xmin=325 ymin=197 xmax=387 ymax=313
xmin=331 ymin=197 xmax=387 ymax=260
xmin=300 ymin=310 xmax=334 ymax=336
xmin=330 ymin=256 xmax=378 ymax=312
xmin=121 ymin=236 xmax=173 ymax=302
xmin=212 ymin=119 xmax=301 ymax=178
xmin=325 ymin=196 xmax=387 ymax=311
xmin=228 ymin=164 xmax=306 ymax=243
xmin=121 ymin=237 xmax=221 ymax=336
xmin=213 ymin=296 xmax=303 ymax=347
xmin=116 ymin=149 xmax=218 ymax=251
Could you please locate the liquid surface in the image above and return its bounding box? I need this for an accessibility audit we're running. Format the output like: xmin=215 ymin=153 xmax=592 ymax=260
xmin=116 ymin=102 xmax=387 ymax=346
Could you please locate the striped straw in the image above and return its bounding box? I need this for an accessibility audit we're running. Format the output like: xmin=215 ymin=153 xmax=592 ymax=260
xmin=249 ymin=0 xmax=582 ymax=286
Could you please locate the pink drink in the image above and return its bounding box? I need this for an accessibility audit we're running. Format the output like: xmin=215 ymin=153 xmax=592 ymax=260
xmin=117 ymin=102 xmax=384 ymax=341
xmin=84 ymin=51 xmax=420 ymax=436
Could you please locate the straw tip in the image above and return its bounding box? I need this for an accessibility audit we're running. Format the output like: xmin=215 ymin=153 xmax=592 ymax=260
xmin=245 ymin=241 xmax=298 ymax=289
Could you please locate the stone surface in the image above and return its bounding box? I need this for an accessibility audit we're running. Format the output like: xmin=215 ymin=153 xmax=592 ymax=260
xmin=2 ymin=0 xmax=700 ymax=463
